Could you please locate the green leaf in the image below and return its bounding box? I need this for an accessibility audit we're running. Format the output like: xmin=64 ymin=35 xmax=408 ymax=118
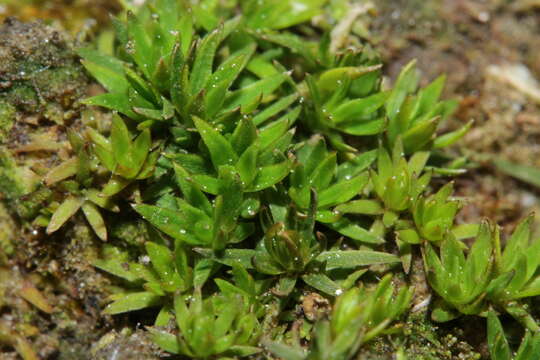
xmin=173 ymin=241 xmax=192 ymax=289
xmin=231 ymin=117 xmax=257 ymax=155
xmin=128 ymin=129 xmax=151 ymax=175
xmin=193 ymin=259 xmax=215 ymax=288
xmin=333 ymin=91 xmax=389 ymax=124
xmin=170 ymin=43 xmax=189 ymax=112
xmin=133 ymin=204 xmax=199 ymax=244
xmin=103 ymin=292 xmax=161 ymax=314
xmin=205 ymin=79 xmax=230 ymax=118
xmin=337 ymin=150 xmax=377 ymax=181
xmin=236 ymin=144 xmax=258 ymax=186
xmin=318 ymin=172 xmax=369 ymax=208
xmin=84 ymin=93 xmax=138 ymax=118
xmin=431 ymin=299 xmax=459 ymax=322
xmin=433 ymin=120 xmax=473 ymax=149
xmin=207 ymin=43 xmax=256 ymax=90
xmin=465 ymin=222 xmax=493 ymax=290
xmin=231 ymin=263 xmax=255 ymax=296
xmin=170 ymin=153 xmax=213 ymax=175
xmin=192 ymin=174 xmax=222 ymax=195
xmin=145 ymin=242 xmax=176 ymax=284
xmin=487 ymin=311 xmax=512 ymax=360
xmin=253 ymin=93 xmax=298 ymax=126
xmin=274 ymin=275 xmax=297 ymax=296
xmin=44 ymin=157 xmax=78 ymax=186
xmin=309 ymin=153 xmax=337 ymax=192
xmin=190 ymin=26 xmax=222 ymax=94
xmin=85 ymin=189 xmax=119 ymax=212
xmin=486 ymin=272 xmax=514 ymax=299
xmin=213 ymin=167 xmax=244 ymax=250
xmin=93 ymin=245 xmax=140 ymax=282
xmin=402 ymin=116 xmax=440 ymax=153
xmin=124 ymin=65 xmax=159 ymax=104
xmin=224 ymin=72 xmax=289 ymax=112
xmin=248 ymin=158 xmax=291 ymax=191
xmin=133 ymin=107 xmax=163 ymax=120
xmin=193 ymin=117 xmax=238 ymax=168
xmin=515 ymin=331 xmax=540 ymax=360
xmin=194 ymin=248 xmax=256 ymax=269
xmin=78 ymin=48 xmax=128 ymax=93
xmin=297 ymin=136 xmax=327 ymax=175
xmin=341 ymin=269 xmax=368 ymax=290
xmin=173 ymin=163 xmax=213 ymax=216
xmin=111 ymin=114 xmax=132 ymax=168
xmin=339 ymin=117 xmax=386 ymax=136
xmin=317 ymin=250 xmax=400 ymax=270
xmin=386 ymin=60 xmax=418 ymax=142
xmin=252 ymin=252 xmax=284 ymax=275
xmin=46 ymin=197 xmax=84 ymax=234
xmin=127 ymin=11 xmax=155 ymax=77
xmin=411 ymin=75 xmax=446 ymax=120
xmin=273 ymin=0 xmax=327 ymax=29
xmin=500 ymin=215 xmax=532 ymax=273
xmin=396 ymin=229 xmax=421 ymax=244
xmin=318 ymin=65 xmax=381 ymax=94
xmin=335 ymin=200 xmax=383 ymax=215
xmin=81 ymin=201 xmax=107 ymax=241
xmin=101 ymin=176 xmax=131 ymax=197
xmin=258 ymin=117 xmax=294 ymax=153
xmin=88 ymin=129 xmax=116 ymax=171
xmin=254 ymin=31 xmax=315 ymax=66
xmin=302 ymin=273 xmax=341 ymax=296
xmin=494 ymin=159 xmax=540 ymax=188
xmin=408 ymin=151 xmax=430 ymax=176
xmin=327 ymin=218 xmax=384 ymax=244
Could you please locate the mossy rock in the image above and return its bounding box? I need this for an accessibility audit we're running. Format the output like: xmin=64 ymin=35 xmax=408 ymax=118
xmin=0 ymin=17 xmax=88 ymax=129
xmin=0 ymin=18 xmax=89 ymax=221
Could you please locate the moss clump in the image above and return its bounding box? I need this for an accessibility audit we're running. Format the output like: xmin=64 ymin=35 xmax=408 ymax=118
xmin=0 ymin=202 xmax=17 ymax=261
xmin=0 ymin=17 xmax=88 ymax=125
xmin=0 ymin=100 xmax=15 ymax=142
xmin=0 ymin=17 xmax=90 ymax=223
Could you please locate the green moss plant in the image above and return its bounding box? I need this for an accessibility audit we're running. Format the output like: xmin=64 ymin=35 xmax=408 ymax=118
xmin=7 ymin=0 xmax=535 ymax=359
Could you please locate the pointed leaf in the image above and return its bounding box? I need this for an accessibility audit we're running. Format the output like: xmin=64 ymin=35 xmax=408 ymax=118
xmin=104 ymin=292 xmax=161 ymax=314
xmin=46 ymin=197 xmax=84 ymax=234
xmin=193 ymin=116 xmax=238 ymax=168
xmin=316 ymin=250 xmax=400 ymax=270
xmin=81 ymin=201 xmax=107 ymax=241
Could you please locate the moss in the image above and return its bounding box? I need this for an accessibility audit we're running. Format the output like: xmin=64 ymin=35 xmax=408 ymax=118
xmin=0 ymin=202 xmax=17 ymax=262
xmin=0 ymin=147 xmax=50 ymax=219
xmin=109 ymin=218 xmax=150 ymax=248
xmin=0 ymin=18 xmax=89 ymax=222
xmin=0 ymin=147 xmax=38 ymax=199
xmin=0 ymin=99 xmax=15 ymax=142
xmin=0 ymin=17 xmax=88 ymax=125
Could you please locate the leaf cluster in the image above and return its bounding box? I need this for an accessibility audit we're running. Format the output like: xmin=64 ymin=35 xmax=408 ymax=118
xmin=266 ymin=275 xmax=412 ymax=360
xmin=425 ymin=216 xmax=540 ymax=332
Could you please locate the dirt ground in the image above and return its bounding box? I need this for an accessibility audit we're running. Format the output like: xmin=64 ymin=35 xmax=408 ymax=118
xmin=1 ymin=1 xmax=540 ymax=359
